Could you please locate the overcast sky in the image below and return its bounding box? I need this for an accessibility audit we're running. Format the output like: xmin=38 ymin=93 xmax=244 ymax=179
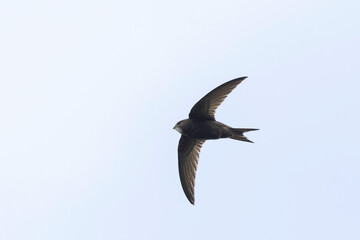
xmin=1 ymin=0 xmax=359 ymax=239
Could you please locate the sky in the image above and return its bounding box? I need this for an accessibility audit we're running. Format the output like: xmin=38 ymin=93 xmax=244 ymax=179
xmin=0 ymin=0 xmax=359 ymax=239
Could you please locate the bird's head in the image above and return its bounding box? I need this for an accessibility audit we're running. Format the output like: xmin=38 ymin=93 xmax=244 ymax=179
xmin=173 ymin=120 xmax=186 ymax=134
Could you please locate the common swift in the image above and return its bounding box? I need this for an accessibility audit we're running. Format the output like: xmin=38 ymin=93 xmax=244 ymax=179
xmin=173 ymin=76 xmax=258 ymax=205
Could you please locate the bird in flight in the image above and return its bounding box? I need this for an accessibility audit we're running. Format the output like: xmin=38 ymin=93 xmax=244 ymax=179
xmin=173 ymin=76 xmax=258 ymax=205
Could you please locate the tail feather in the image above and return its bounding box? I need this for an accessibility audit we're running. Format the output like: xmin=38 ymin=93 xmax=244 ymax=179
xmin=230 ymin=128 xmax=259 ymax=143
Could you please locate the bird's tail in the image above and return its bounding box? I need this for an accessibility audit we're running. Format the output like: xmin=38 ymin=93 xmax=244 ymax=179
xmin=229 ymin=128 xmax=259 ymax=143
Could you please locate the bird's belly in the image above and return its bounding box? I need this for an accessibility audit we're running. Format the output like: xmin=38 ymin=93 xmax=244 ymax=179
xmin=185 ymin=123 xmax=223 ymax=139
xmin=187 ymin=131 xmax=220 ymax=139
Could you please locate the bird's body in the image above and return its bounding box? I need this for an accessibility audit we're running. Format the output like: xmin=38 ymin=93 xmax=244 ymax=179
xmin=174 ymin=119 xmax=231 ymax=139
xmin=174 ymin=76 xmax=258 ymax=204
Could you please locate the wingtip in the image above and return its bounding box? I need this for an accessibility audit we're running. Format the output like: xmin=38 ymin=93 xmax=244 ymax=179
xmin=234 ymin=76 xmax=247 ymax=81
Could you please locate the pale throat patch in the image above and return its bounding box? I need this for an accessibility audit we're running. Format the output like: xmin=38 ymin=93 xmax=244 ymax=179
xmin=174 ymin=126 xmax=183 ymax=134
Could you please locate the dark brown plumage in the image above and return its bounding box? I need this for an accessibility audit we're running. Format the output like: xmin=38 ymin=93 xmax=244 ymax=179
xmin=173 ymin=76 xmax=258 ymax=205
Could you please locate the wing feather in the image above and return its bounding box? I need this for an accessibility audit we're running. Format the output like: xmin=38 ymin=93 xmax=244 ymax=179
xmin=178 ymin=136 xmax=205 ymax=204
xmin=189 ymin=76 xmax=247 ymax=120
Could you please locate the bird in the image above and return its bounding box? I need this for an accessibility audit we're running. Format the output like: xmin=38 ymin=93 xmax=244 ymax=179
xmin=173 ymin=76 xmax=258 ymax=205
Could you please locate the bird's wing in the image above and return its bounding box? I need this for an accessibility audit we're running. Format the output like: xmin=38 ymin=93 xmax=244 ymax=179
xmin=178 ymin=135 xmax=205 ymax=205
xmin=189 ymin=76 xmax=247 ymax=121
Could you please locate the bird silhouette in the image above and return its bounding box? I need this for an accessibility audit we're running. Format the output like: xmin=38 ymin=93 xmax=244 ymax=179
xmin=173 ymin=76 xmax=258 ymax=204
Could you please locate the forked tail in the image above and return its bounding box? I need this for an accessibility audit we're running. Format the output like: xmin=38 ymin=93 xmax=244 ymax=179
xmin=229 ymin=128 xmax=259 ymax=143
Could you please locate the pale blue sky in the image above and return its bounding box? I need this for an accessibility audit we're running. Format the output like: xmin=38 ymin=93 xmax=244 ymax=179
xmin=1 ymin=0 xmax=359 ymax=239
